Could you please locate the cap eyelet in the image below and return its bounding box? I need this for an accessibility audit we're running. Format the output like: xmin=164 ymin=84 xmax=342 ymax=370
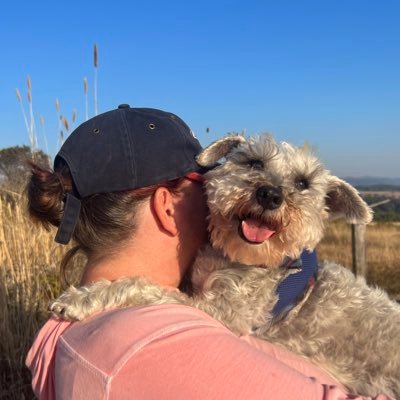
xmin=149 ymin=123 xmax=156 ymax=130
xmin=93 ymin=128 xmax=100 ymax=134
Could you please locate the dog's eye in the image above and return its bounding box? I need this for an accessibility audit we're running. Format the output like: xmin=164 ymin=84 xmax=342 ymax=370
xmin=295 ymin=178 xmax=309 ymax=191
xmin=248 ymin=159 xmax=264 ymax=169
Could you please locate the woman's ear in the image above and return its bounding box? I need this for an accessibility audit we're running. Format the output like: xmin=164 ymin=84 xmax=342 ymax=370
xmin=152 ymin=187 xmax=178 ymax=236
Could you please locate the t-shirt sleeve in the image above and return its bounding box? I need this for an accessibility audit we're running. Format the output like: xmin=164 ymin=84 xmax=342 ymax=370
xmin=109 ymin=317 xmax=393 ymax=400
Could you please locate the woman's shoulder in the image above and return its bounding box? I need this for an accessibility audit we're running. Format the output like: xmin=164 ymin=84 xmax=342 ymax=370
xmin=65 ymin=303 xmax=226 ymax=341
xmin=60 ymin=303 xmax=229 ymax=368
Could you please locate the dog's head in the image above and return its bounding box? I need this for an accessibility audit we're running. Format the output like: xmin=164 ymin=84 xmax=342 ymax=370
xmin=197 ymin=134 xmax=372 ymax=267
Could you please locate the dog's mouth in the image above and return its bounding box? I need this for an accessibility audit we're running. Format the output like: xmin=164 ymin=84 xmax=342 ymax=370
xmin=238 ymin=216 xmax=280 ymax=244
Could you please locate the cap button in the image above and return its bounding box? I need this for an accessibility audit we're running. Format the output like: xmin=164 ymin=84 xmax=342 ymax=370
xmin=118 ymin=104 xmax=130 ymax=109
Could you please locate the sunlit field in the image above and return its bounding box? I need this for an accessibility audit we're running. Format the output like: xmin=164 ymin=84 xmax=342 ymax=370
xmin=317 ymin=219 xmax=400 ymax=299
xmin=1 ymin=194 xmax=399 ymax=399
xmin=0 ymin=194 xmax=74 ymax=399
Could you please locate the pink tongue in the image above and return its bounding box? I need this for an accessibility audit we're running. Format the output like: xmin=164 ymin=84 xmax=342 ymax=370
xmin=241 ymin=218 xmax=276 ymax=243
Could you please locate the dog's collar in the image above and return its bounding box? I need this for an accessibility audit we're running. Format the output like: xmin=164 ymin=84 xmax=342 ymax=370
xmin=272 ymin=250 xmax=318 ymax=322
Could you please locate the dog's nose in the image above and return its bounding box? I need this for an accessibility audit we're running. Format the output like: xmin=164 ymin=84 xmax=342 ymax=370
xmin=256 ymin=186 xmax=283 ymax=210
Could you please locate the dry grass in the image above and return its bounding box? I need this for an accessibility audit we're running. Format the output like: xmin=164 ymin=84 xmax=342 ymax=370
xmin=1 ymin=194 xmax=399 ymax=398
xmin=317 ymin=220 xmax=400 ymax=299
xmin=0 ymin=193 xmax=72 ymax=399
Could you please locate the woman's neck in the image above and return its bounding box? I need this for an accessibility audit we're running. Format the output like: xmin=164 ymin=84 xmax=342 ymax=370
xmin=80 ymin=240 xmax=182 ymax=288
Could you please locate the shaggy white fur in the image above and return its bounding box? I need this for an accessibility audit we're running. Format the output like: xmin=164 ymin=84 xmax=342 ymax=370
xmin=51 ymin=134 xmax=400 ymax=398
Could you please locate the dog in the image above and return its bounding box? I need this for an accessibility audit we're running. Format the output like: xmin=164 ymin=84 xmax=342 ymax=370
xmin=51 ymin=134 xmax=400 ymax=398
xmin=190 ymin=134 xmax=400 ymax=397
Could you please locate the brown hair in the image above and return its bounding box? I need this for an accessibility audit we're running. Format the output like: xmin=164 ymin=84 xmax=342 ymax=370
xmin=27 ymin=162 xmax=184 ymax=285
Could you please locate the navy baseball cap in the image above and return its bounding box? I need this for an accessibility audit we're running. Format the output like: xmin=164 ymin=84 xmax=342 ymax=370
xmin=54 ymin=104 xmax=205 ymax=244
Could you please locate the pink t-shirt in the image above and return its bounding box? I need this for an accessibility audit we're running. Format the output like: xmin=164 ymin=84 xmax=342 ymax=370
xmin=26 ymin=304 xmax=393 ymax=400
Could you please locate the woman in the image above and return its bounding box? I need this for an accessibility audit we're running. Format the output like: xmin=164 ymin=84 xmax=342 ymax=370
xmin=26 ymin=105 xmax=393 ymax=399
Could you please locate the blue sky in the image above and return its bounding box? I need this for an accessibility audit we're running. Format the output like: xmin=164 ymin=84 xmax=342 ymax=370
xmin=1 ymin=0 xmax=399 ymax=178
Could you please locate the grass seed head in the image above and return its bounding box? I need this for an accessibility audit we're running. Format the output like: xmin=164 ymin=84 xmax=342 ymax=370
xmin=94 ymin=44 xmax=98 ymax=68
xmin=63 ymin=117 xmax=69 ymax=131
xmin=15 ymin=88 xmax=22 ymax=103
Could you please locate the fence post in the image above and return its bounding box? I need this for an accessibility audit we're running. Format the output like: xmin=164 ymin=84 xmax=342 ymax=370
xmin=351 ymin=223 xmax=367 ymax=276
xmin=350 ymin=198 xmax=391 ymax=277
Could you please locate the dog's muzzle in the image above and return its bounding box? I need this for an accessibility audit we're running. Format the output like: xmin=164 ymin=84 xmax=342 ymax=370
xmin=256 ymin=185 xmax=283 ymax=210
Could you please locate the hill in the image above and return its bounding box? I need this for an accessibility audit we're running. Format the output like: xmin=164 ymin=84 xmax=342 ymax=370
xmin=343 ymin=176 xmax=400 ymax=187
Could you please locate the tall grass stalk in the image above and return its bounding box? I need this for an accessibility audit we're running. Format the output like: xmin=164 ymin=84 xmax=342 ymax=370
xmin=16 ymin=45 xmax=97 ymax=157
xmin=26 ymin=75 xmax=38 ymax=156
xmin=63 ymin=117 xmax=70 ymax=136
xmin=39 ymin=115 xmax=52 ymax=166
xmin=72 ymin=109 xmax=77 ymax=131
xmin=94 ymin=44 xmax=98 ymax=116
xmin=83 ymin=77 xmax=89 ymax=121
xmin=15 ymin=88 xmax=32 ymax=154
xmin=55 ymin=98 xmax=63 ymax=151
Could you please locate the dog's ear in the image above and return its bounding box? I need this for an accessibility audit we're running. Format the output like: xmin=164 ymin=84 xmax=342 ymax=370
xmin=326 ymin=176 xmax=373 ymax=224
xmin=197 ymin=135 xmax=245 ymax=167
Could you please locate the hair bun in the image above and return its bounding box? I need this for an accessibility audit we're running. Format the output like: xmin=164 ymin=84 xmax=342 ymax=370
xmin=27 ymin=162 xmax=71 ymax=228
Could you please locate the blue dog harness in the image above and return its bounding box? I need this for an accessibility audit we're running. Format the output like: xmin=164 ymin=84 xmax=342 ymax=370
xmin=272 ymin=250 xmax=319 ymax=321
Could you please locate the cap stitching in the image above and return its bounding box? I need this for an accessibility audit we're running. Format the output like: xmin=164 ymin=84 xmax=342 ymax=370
xmin=119 ymin=110 xmax=137 ymax=185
